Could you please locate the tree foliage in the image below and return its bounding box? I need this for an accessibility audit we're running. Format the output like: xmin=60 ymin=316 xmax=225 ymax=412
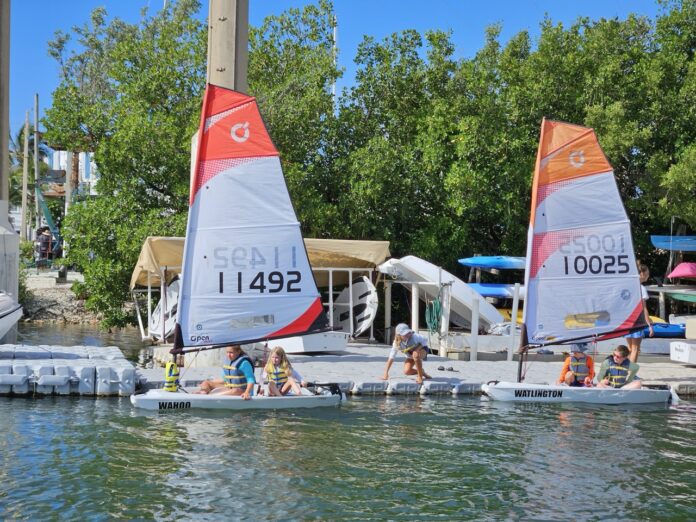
xmin=44 ymin=0 xmax=696 ymax=327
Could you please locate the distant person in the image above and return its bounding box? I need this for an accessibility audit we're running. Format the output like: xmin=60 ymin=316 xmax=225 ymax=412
xmin=262 ymin=346 xmax=305 ymax=396
xmin=596 ymin=345 xmax=642 ymax=389
xmin=37 ymin=227 xmax=52 ymax=261
xmin=625 ymin=263 xmax=654 ymax=362
xmin=381 ymin=323 xmax=431 ymax=384
xmin=195 ymin=344 xmax=256 ymax=399
xmin=557 ymin=342 xmax=595 ymax=387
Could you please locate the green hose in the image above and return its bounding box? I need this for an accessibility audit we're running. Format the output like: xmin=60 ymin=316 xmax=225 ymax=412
xmin=425 ymin=297 xmax=442 ymax=334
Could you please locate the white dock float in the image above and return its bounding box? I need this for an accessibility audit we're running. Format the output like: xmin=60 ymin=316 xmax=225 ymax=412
xmin=351 ymin=381 xmax=389 ymax=395
xmin=420 ymin=381 xmax=454 ymax=395
xmin=386 ymin=380 xmax=422 ymax=395
xmin=0 ymin=344 xmax=135 ymax=396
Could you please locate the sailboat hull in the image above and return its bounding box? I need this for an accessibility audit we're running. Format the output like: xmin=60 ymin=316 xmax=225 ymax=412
xmin=481 ymin=382 xmax=674 ymax=405
xmin=131 ymin=389 xmax=341 ymax=411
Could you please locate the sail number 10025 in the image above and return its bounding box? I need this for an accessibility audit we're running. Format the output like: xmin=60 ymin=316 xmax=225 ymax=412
xmin=219 ymin=271 xmax=302 ymax=293
xmin=563 ymin=254 xmax=630 ymax=275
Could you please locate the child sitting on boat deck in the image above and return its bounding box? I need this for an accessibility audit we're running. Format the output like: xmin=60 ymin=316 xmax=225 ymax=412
xmin=557 ymin=342 xmax=595 ymax=387
xmin=195 ymin=344 xmax=256 ymax=399
xmin=262 ymin=346 xmax=305 ymax=396
xmin=596 ymin=345 xmax=642 ymax=389
xmin=381 ymin=323 xmax=431 ymax=384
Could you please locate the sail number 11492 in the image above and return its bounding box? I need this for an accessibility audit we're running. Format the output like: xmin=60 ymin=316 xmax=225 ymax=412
xmin=219 ymin=271 xmax=302 ymax=293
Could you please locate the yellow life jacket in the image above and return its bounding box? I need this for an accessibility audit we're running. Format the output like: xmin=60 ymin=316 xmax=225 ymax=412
xmin=163 ymin=361 xmax=180 ymax=392
xmin=267 ymin=364 xmax=290 ymax=386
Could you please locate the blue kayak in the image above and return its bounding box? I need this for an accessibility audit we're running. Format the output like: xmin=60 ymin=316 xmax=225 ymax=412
xmin=642 ymin=323 xmax=686 ymax=338
xmin=650 ymin=236 xmax=696 ymax=252
xmin=469 ymin=283 xmax=525 ymax=299
xmin=459 ymin=256 xmax=525 ymax=270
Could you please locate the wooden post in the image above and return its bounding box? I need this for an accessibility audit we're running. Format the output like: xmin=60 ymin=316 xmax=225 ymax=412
xmin=508 ymin=283 xmax=520 ymax=361
xmin=470 ymin=298 xmax=479 ymax=361
xmin=0 ymin=0 xmax=9 ymax=203
xmin=34 ymin=94 xmax=40 ymax=229
xmin=384 ymin=280 xmax=392 ymax=343
xmin=21 ymin=111 xmax=29 ymax=239
xmin=411 ymin=283 xmax=419 ymax=333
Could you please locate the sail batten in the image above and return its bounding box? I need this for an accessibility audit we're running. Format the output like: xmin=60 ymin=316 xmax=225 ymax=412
xmin=523 ymin=119 xmax=646 ymax=346
xmin=174 ymin=84 xmax=328 ymax=350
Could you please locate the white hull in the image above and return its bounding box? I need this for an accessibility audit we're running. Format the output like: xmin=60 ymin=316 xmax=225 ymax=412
xmin=150 ymin=278 xmax=179 ymax=340
xmin=0 ymin=294 xmax=22 ymax=340
xmin=272 ymin=331 xmax=349 ymax=354
xmin=131 ymin=388 xmax=342 ymax=411
xmin=481 ymin=382 xmax=673 ymax=404
xmin=670 ymin=341 xmax=696 ymax=364
xmin=378 ymin=256 xmax=504 ymax=329
xmin=332 ymin=276 xmax=378 ymax=337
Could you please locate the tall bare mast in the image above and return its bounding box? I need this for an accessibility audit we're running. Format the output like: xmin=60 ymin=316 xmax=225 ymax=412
xmin=34 ymin=94 xmax=40 ymax=229
xmin=21 ymin=111 xmax=29 ymax=240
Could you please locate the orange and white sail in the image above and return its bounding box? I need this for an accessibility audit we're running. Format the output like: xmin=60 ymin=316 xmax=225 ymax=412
xmin=175 ymin=85 xmax=327 ymax=351
xmin=523 ymin=119 xmax=646 ymax=345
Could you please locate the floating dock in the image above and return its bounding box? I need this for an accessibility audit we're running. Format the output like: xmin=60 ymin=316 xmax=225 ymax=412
xmin=2 ymin=343 xmax=695 ymax=398
xmin=0 ymin=345 xmax=135 ymax=396
xmin=139 ymin=343 xmax=696 ymax=397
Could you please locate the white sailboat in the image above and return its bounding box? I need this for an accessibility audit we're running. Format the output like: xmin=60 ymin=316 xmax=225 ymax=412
xmin=131 ymin=84 xmax=341 ymax=410
xmin=482 ymin=119 xmax=676 ymax=405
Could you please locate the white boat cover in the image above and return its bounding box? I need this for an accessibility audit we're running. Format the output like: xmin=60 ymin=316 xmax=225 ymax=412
xmin=130 ymin=237 xmax=390 ymax=290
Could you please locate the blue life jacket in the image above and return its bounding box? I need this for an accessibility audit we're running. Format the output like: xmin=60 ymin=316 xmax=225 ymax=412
xmin=569 ymin=355 xmax=590 ymax=384
xmin=605 ymin=356 xmax=630 ymax=388
xmin=223 ymin=355 xmax=253 ymax=389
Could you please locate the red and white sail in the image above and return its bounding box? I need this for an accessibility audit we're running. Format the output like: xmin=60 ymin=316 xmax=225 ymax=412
xmin=175 ymin=85 xmax=326 ymax=350
xmin=523 ymin=119 xmax=646 ymax=345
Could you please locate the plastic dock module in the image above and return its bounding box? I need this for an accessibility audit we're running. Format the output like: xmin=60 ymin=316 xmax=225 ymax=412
xmin=420 ymin=381 xmax=454 ymax=395
xmin=351 ymin=381 xmax=389 ymax=395
xmin=386 ymin=381 xmax=422 ymax=395
xmin=452 ymin=382 xmax=484 ymax=395
xmin=0 ymin=345 xmax=135 ymax=397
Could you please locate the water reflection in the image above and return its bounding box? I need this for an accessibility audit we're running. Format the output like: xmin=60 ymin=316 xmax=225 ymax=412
xmin=18 ymin=323 xmax=151 ymax=365
xmin=4 ymin=324 xmax=696 ymax=520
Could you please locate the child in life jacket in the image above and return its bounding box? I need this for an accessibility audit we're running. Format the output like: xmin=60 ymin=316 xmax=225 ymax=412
xmin=557 ymin=342 xmax=595 ymax=387
xmin=263 ymin=346 xmax=305 ymax=396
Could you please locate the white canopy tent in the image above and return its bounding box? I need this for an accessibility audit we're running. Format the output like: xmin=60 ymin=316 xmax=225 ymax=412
xmin=130 ymin=236 xmax=391 ymax=342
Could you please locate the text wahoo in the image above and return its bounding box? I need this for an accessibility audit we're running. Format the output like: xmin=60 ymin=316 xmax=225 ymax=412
xmin=158 ymin=401 xmax=192 ymax=410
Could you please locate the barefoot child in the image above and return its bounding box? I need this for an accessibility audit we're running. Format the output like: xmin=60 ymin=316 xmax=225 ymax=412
xmin=381 ymin=323 xmax=431 ymax=384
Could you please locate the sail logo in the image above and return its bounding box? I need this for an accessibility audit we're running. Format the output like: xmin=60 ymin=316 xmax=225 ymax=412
xmin=569 ymin=150 xmax=585 ymax=168
xmin=231 ymin=122 xmax=250 ymax=143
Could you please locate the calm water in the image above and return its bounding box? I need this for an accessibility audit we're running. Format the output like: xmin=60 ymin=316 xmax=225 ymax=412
xmin=1 ymin=324 xmax=695 ymax=521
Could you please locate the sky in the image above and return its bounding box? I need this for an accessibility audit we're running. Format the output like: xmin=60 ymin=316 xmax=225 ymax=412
xmin=7 ymin=0 xmax=664 ymax=137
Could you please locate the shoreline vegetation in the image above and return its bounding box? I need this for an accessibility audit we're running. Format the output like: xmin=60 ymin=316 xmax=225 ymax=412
xmin=20 ymin=269 xmax=102 ymax=324
xmin=14 ymin=1 xmax=695 ymax=330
